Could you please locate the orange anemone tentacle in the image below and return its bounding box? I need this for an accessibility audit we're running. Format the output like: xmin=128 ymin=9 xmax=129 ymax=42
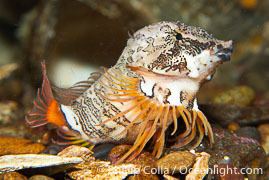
xmin=157 ymin=105 xmax=170 ymax=142
xmin=117 ymin=124 xmax=152 ymax=164
xmin=117 ymin=101 xmax=152 ymax=136
xmin=176 ymin=106 xmax=191 ymax=138
xmin=134 ymin=106 xmax=157 ymax=143
xmin=191 ymin=119 xmax=205 ymax=149
xmin=197 ymin=111 xmax=214 ymax=145
xmin=171 ymin=106 xmax=178 ymax=135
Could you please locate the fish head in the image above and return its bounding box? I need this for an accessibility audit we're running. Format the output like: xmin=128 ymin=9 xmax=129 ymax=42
xmin=126 ymin=21 xmax=233 ymax=82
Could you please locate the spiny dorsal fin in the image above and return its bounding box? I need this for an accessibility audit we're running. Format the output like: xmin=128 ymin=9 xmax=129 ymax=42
xmin=52 ymin=71 xmax=103 ymax=105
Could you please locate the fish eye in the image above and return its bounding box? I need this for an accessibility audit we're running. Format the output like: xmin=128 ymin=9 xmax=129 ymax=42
xmin=175 ymin=33 xmax=183 ymax=40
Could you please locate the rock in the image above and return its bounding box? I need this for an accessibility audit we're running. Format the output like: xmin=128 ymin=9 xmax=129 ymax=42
xmin=163 ymin=174 xmax=178 ymax=180
xmin=156 ymin=151 xmax=196 ymax=174
xmin=55 ymin=145 xmax=140 ymax=179
xmin=195 ymin=126 xmax=266 ymax=180
xmin=0 ymin=154 xmax=83 ymax=174
xmin=235 ymin=126 xmax=260 ymax=141
xmin=200 ymin=104 xmax=269 ymax=126
xmin=0 ymin=63 xmax=18 ymax=82
xmin=0 ymin=101 xmax=19 ymax=125
xmin=28 ymin=175 xmax=54 ymax=180
xmin=42 ymin=144 xmax=65 ymax=155
xmin=186 ymin=152 xmax=210 ymax=180
xmin=108 ymin=145 xmax=132 ymax=164
xmin=108 ymin=145 xmax=157 ymax=179
xmin=58 ymin=145 xmax=94 ymax=161
xmin=227 ymin=122 xmax=240 ymax=132
xmin=258 ymin=124 xmax=269 ymax=154
xmin=238 ymin=0 xmax=258 ymax=10
xmin=93 ymin=143 xmax=116 ymax=160
xmin=208 ymin=163 xmax=244 ymax=180
xmin=0 ymin=172 xmax=27 ymax=180
xmin=108 ymin=145 xmax=157 ymax=169
xmin=128 ymin=173 xmax=159 ymax=180
xmin=212 ymin=86 xmax=255 ymax=107
xmin=0 ymin=125 xmax=29 ymax=138
xmin=68 ymin=160 xmax=140 ymax=180
xmin=0 ymin=136 xmax=45 ymax=155
xmin=130 ymin=151 xmax=157 ymax=169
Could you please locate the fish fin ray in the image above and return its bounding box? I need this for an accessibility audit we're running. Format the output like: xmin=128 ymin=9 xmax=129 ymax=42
xmin=26 ymin=61 xmax=66 ymax=128
xmin=52 ymin=70 xmax=103 ymax=105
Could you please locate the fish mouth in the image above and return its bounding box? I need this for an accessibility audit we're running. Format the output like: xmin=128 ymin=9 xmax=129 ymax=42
xmin=216 ymin=40 xmax=233 ymax=62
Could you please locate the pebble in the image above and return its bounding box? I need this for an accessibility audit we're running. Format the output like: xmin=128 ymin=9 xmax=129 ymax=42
xmin=235 ymin=126 xmax=261 ymax=141
xmin=108 ymin=145 xmax=131 ymax=164
xmin=68 ymin=160 xmax=140 ymax=180
xmin=195 ymin=125 xmax=266 ymax=180
xmin=58 ymin=145 xmax=94 ymax=161
xmin=0 ymin=136 xmax=45 ymax=155
xmin=108 ymin=145 xmax=157 ymax=169
xmin=0 ymin=101 xmax=19 ymax=125
xmin=185 ymin=152 xmax=210 ymax=180
xmin=128 ymin=173 xmax=159 ymax=180
xmin=28 ymin=175 xmax=54 ymax=180
xmin=212 ymin=86 xmax=255 ymax=107
xmin=239 ymin=0 xmax=257 ymax=10
xmin=0 ymin=172 xmax=27 ymax=180
xmin=0 ymin=63 xmax=18 ymax=81
xmin=156 ymin=151 xmax=196 ymax=174
xmin=258 ymin=124 xmax=269 ymax=154
xmin=0 ymin=154 xmax=83 ymax=174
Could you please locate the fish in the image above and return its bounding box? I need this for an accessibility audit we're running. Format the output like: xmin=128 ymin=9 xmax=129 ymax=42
xmin=26 ymin=21 xmax=233 ymax=164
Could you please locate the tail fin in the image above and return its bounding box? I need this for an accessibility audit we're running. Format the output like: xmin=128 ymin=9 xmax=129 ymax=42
xmin=26 ymin=62 xmax=66 ymax=128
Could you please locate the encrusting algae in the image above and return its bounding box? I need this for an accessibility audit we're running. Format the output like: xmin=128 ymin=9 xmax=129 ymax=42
xmin=26 ymin=21 xmax=233 ymax=163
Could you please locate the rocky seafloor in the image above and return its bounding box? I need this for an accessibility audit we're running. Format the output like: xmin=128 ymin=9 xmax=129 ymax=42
xmin=0 ymin=0 xmax=268 ymax=179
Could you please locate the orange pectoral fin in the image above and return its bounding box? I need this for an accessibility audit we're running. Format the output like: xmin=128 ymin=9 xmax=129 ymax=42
xmin=47 ymin=100 xmax=66 ymax=126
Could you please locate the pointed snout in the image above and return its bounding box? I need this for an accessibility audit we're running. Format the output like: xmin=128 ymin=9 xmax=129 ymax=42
xmin=216 ymin=40 xmax=233 ymax=61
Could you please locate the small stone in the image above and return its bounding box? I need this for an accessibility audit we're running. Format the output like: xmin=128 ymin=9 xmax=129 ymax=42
xmin=227 ymin=122 xmax=240 ymax=132
xmin=235 ymin=126 xmax=260 ymax=141
xmin=163 ymin=174 xmax=178 ymax=180
xmin=108 ymin=145 xmax=132 ymax=164
xmin=0 ymin=136 xmax=45 ymax=155
xmin=93 ymin=143 xmax=116 ymax=160
xmin=0 ymin=154 xmax=82 ymax=174
xmin=186 ymin=152 xmax=210 ymax=180
xmin=0 ymin=101 xmax=19 ymax=125
xmin=195 ymin=126 xmax=266 ymax=180
xmin=108 ymin=145 xmax=157 ymax=169
xmin=0 ymin=125 xmax=29 ymax=137
xmin=156 ymin=151 xmax=196 ymax=174
xmin=128 ymin=173 xmax=159 ymax=180
xmin=0 ymin=63 xmax=19 ymax=81
xmin=58 ymin=145 xmax=94 ymax=161
xmin=200 ymin=104 xmax=269 ymax=126
xmin=68 ymin=160 xmax=140 ymax=180
xmin=0 ymin=172 xmax=27 ymax=180
xmin=28 ymin=175 xmax=54 ymax=180
xmin=129 ymin=151 xmax=157 ymax=169
xmin=239 ymin=0 xmax=257 ymax=10
xmin=212 ymin=86 xmax=255 ymax=107
xmin=212 ymin=163 xmax=244 ymax=180
xmin=258 ymin=124 xmax=269 ymax=154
